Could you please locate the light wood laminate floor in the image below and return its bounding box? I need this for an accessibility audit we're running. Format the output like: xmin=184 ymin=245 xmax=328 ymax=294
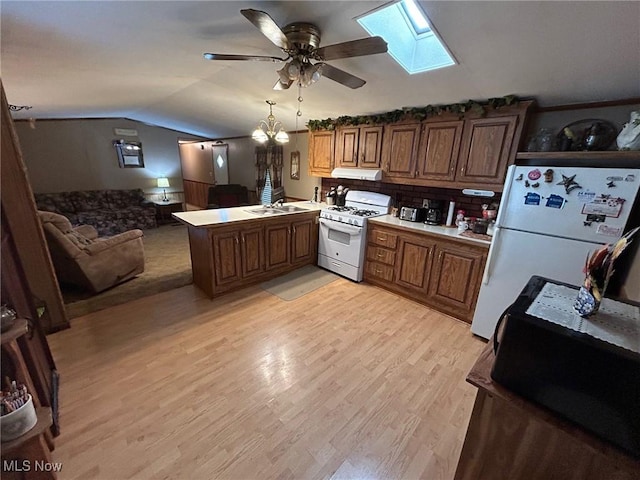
xmin=48 ymin=278 xmax=485 ymax=479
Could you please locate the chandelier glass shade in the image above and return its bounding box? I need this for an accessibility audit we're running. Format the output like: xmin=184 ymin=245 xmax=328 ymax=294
xmin=252 ymin=100 xmax=289 ymax=144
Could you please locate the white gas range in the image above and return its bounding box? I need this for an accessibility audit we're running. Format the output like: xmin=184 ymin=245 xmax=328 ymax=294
xmin=318 ymin=190 xmax=392 ymax=282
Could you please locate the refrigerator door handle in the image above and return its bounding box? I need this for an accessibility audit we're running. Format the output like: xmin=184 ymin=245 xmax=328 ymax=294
xmin=495 ymin=165 xmax=516 ymax=229
xmin=482 ymin=226 xmax=501 ymax=285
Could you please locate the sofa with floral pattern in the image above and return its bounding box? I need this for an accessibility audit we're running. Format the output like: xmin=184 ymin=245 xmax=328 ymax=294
xmin=34 ymin=189 xmax=157 ymax=236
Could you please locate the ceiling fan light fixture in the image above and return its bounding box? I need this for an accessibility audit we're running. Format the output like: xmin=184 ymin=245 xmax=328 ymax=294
xmin=286 ymin=59 xmax=301 ymax=80
xmin=299 ymin=63 xmax=323 ymax=87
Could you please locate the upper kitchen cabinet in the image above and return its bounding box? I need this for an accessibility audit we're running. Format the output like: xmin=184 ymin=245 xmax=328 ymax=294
xmin=335 ymin=125 xmax=383 ymax=168
xmin=416 ymin=120 xmax=464 ymax=182
xmin=308 ymin=130 xmax=335 ymax=177
xmin=456 ymin=100 xmax=534 ymax=188
xmin=381 ymin=123 xmax=421 ymax=179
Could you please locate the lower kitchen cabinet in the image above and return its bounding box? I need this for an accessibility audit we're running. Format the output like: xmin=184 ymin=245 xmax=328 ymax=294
xmin=265 ymin=222 xmax=291 ymax=271
xmin=428 ymin=242 xmax=486 ymax=321
xmin=395 ymin=235 xmax=435 ymax=296
xmin=212 ymin=228 xmax=243 ymax=286
xmin=291 ymin=218 xmax=315 ymax=264
xmin=189 ymin=211 xmax=318 ymax=298
xmin=364 ymin=223 xmax=488 ymax=323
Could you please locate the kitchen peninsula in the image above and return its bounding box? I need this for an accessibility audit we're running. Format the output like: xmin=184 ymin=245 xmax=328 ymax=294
xmin=173 ymin=202 xmax=322 ymax=298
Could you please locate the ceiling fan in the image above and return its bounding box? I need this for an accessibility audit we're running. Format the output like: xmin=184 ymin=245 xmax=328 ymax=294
xmin=203 ymin=9 xmax=388 ymax=90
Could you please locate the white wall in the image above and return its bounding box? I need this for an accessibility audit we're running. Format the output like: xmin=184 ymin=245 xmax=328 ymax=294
xmin=14 ymin=118 xmax=204 ymax=198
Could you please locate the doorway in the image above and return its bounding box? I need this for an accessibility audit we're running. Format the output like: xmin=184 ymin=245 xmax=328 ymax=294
xmin=179 ymin=141 xmax=230 ymax=208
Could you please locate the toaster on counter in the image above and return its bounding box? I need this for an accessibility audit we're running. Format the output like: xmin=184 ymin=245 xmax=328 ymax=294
xmin=399 ymin=206 xmax=426 ymax=222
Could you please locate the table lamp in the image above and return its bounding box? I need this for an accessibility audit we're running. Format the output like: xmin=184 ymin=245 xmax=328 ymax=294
xmin=157 ymin=177 xmax=170 ymax=202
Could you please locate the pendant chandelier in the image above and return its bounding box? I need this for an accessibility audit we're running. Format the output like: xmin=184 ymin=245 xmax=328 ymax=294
xmin=252 ymin=100 xmax=289 ymax=144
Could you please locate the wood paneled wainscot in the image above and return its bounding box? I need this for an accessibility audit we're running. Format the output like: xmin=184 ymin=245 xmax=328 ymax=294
xmin=188 ymin=211 xmax=319 ymax=298
xmin=364 ymin=222 xmax=488 ymax=323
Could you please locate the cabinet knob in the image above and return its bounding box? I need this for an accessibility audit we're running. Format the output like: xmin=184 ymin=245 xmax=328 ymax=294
xmin=235 ymin=236 xmax=239 ymax=245
xmin=460 ymin=167 xmax=465 ymax=175
xmin=377 ymin=253 xmax=384 ymax=257
xmin=438 ymin=251 xmax=443 ymax=261
xmin=242 ymin=235 xmax=245 ymax=244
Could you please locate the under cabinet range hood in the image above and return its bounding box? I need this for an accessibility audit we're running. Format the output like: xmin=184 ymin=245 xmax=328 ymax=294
xmin=331 ymin=168 xmax=382 ymax=181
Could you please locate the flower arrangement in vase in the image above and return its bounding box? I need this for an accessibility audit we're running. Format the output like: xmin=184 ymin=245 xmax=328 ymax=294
xmin=574 ymin=226 xmax=640 ymax=316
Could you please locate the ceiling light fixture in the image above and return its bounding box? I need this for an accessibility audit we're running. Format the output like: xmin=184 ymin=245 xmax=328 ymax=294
xmin=252 ymin=100 xmax=289 ymax=144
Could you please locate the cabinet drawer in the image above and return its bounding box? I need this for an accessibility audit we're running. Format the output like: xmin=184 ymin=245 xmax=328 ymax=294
xmin=369 ymin=227 xmax=398 ymax=248
xmin=365 ymin=261 xmax=394 ymax=282
xmin=366 ymin=246 xmax=395 ymax=265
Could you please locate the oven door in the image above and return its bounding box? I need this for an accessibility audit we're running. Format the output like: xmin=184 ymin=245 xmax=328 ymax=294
xmin=318 ymin=218 xmax=365 ymax=267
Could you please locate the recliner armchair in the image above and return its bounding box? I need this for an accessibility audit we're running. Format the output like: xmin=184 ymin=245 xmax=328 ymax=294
xmin=38 ymin=211 xmax=145 ymax=293
xmin=206 ymin=184 xmax=250 ymax=209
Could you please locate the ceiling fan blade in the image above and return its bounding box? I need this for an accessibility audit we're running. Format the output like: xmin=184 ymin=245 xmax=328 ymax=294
xmin=273 ymin=79 xmax=293 ymax=91
xmin=241 ymin=9 xmax=291 ymax=50
xmin=203 ymin=53 xmax=286 ymax=62
xmin=320 ymin=63 xmax=366 ymax=89
xmin=315 ymin=36 xmax=387 ymax=61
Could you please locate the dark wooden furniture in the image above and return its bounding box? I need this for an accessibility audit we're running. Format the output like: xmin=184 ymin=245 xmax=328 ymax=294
xmin=1 ymin=81 xmax=68 ymax=333
xmin=364 ymin=221 xmax=487 ymax=323
xmin=187 ymin=211 xmax=319 ymax=298
xmin=153 ymin=200 xmax=184 ymax=224
xmin=455 ymin=342 xmax=640 ymax=479
xmin=206 ymin=184 xmax=250 ymax=209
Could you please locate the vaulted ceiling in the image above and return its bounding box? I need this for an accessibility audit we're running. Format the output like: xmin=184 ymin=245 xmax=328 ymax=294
xmin=2 ymin=1 xmax=639 ymax=138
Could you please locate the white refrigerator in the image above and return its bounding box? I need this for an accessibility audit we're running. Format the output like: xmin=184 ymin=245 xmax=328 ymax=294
xmin=471 ymin=162 xmax=640 ymax=339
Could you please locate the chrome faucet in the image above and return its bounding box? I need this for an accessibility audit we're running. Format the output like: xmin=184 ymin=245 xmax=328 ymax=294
xmin=273 ymin=199 xmax=284 ymax=207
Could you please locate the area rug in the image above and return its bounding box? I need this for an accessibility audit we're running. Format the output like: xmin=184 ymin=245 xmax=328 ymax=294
xmin=62 ymin=224 xmax=192 ymax=318
xmin=260 ymin=265 xmax=339 ymax=301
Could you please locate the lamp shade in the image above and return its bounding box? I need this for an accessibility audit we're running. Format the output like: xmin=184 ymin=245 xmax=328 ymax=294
xmin=157 ymin=177 xmax=170 ymax=188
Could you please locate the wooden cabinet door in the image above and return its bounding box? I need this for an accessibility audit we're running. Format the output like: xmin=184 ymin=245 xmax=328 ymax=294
xmin=291 ymin=218 xmax=314 ymax=265
xmin=381 ymin=123 xmax=420 ymax=179
xmin=213 ymin=229 xmax=242 ymax=286
xmin=335 ymin=127 xmax=359 ymax=168
xmin=428 ymin=243 xmax=486 ymax=323
xmin=457 ymin=115 xmax=518 ymax=186
xmin=265 ymin=222 xmax=291 ymax=270
xmin=359 ymin=126 xmax=383 ymax=168
xmin=308 ymin=130 xmax=335 ymax=176
xmin=416 ymin=120 xmax=463 ymax=182
xmin=394 ymin=234 xmax=435 ymax=296
xmin=240 ymin=226 xmax=264 ymax=279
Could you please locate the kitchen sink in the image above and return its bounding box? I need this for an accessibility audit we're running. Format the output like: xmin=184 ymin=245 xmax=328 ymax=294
xmin=245 ymin=205 xmax=308 ymax=216
xmin=274 ymin=205 xmax=308 ymax=213
xmin=246 ymin=207 xmax=283 ymax=215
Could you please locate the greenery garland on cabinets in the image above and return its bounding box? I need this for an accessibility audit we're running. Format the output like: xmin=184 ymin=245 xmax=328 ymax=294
xmin=307 ymin=95 xmax=520 ymax=131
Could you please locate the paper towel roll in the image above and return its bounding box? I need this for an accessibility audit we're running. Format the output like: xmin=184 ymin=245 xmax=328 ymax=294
xmin=446 ymin=201 xmax=456 ymax=226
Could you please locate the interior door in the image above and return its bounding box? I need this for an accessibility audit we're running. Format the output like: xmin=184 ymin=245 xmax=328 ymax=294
xmin=179 ymin=142 xmax=216 ymax=184
xmin=212 ymin=143 xmax=229 ymax=185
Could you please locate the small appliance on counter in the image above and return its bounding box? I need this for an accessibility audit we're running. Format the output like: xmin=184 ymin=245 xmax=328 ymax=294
xmin=399 ymin=206 xmax=426 ymax=222
xmin=423 ymin=199 xmax=443 ymax=225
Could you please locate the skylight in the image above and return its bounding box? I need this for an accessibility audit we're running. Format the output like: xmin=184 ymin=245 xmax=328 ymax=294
xmin=357 ymin=0 xmax=456 ymax=75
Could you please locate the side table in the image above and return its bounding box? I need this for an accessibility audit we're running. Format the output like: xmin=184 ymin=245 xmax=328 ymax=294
xmin=152 ymin=200 xmax=183 ymax=225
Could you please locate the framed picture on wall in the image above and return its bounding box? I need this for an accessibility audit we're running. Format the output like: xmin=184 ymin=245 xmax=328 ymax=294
xmin=114 ymin=140 xmax=144 ymax=168
xmin=290 ymin=151 xmax=300 ymax=180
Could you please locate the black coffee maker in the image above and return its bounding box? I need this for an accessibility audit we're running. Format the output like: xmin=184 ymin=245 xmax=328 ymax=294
xmin=423 ymin=199 xmax=443 ymax=225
